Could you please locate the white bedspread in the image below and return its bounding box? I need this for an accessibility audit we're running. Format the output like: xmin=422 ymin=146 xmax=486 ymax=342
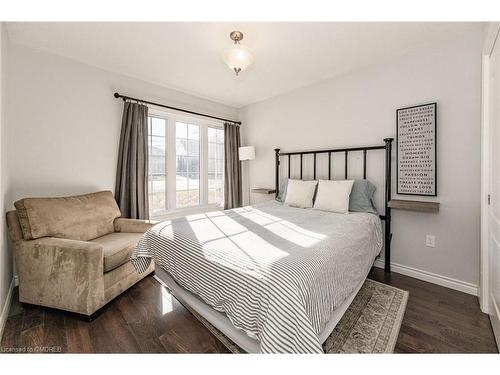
xmin=131 ymin=201 xmax=382 ymax=353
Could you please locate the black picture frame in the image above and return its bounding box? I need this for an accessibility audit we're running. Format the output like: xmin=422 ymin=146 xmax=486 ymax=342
xmin=396 ymin=102 xmax=437 ymax=197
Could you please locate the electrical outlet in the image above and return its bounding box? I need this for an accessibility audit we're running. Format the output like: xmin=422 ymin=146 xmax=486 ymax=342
xmin=426 ymin=235 xmax=436 ymax=248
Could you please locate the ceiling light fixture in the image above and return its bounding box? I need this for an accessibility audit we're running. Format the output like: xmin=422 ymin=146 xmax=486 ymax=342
xmin=223 ymin=31 xmax=253 ymax=76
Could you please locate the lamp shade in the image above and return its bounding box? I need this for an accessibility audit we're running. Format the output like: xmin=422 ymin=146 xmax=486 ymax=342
xmin=223 ymin=44 xmax=254 ymax=75
xmin=239 ymin=146 xmax=255 ymax=161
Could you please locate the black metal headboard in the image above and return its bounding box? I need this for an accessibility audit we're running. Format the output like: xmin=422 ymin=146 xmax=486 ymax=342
xmin=274 ymin=138 xmax=394 ymax=272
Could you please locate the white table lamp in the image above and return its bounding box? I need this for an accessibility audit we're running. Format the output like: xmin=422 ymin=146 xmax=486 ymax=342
xmin=239 ymin=146 xmax=255 ymax=205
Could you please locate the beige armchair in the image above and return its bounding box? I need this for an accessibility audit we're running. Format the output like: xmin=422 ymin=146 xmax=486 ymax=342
xmin=6 ymin=190 xmax=155 ymax=319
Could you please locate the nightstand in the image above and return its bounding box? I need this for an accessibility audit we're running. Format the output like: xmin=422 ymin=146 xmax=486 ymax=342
xmin=251 ymin=188 xmax=276 ymax=194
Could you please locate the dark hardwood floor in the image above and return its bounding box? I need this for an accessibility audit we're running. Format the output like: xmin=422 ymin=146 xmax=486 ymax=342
xmin=1 ymin=268 xmax=498 ymax=353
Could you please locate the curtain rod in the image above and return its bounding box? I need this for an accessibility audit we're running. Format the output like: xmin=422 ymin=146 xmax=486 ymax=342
xmin=113 ymin=92 xmax=241 ymax=125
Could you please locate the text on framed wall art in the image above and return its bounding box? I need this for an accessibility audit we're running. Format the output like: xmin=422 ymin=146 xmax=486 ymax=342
xmin=396 ymin=102 xmax=437 ymax=196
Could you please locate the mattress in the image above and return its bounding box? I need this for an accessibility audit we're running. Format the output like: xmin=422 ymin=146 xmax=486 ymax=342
xmin=131 ymin=201 xmax=383 ymax=353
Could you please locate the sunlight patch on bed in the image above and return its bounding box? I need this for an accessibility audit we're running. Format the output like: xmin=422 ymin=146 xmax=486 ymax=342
xmin=240 ymin=208 xmax=327 ymax=247
xmin=185 ymin=213 xmax=209 ymax=221
xmin=201 ymin=230 xmax=290 ymax=274
xmin=178 ymin=207 xmax=330 ymax=272
xmin=199 ymin=213 xmax=291 ymax=270
xmin=266 ymin=222 xmax=326 ymax=247
xmin=186 ymin=213 xmax=248 ymax=243
xmin=234 ymin=207 xmax=279 ymax=225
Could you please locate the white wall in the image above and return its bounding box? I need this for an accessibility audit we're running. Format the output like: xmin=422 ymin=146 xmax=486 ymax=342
xmin=5 ymin=43 xmax=238 ymax=206
xmin=0 ymin=23 xmax=13 ymax=336
xmin=240 ymin=31 xmax=483 ymax=287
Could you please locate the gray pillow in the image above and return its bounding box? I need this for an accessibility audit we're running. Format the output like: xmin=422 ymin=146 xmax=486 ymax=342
xmin=349 ymin=179 xmax=378 ymax=214
xmin=276 ymin=178 xmax=289 ymax=202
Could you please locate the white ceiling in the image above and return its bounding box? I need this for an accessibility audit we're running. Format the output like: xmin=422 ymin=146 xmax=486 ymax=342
xmin=6 ymin=22 xmax=481 ymax=108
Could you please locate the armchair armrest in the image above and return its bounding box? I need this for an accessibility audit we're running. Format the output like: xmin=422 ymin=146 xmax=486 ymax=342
xmin=15 ymin=237 xmax=105 ymax=315
xmin=114 ymin=218 xmax=158 ymax=233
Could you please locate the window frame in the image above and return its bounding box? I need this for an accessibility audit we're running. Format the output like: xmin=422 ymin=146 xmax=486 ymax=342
xmin=147 ymin=107 xmax=224 ymax=219
xmin=174 ymin=121 xmax=202 ymax=209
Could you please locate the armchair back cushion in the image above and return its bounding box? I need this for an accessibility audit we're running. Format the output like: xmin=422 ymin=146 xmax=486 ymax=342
xmin=14 ymin=190 xmax=121 ymax=241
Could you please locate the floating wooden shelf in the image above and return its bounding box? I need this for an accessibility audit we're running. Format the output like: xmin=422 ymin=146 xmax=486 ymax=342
xmin=388 ymin=199 xmax=440 ymax=213
xmin=251 ymin=188 xmax=276 ymax=195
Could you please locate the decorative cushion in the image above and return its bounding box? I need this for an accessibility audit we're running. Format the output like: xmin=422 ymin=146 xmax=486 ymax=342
xmin=313 ymin=179 xmax=355 ymax=214
xmin=91 ymin=232 xmax=143 ymax=272
xmin=14 ymin=191 xmax=121 ymax=241
xmin=349 ymin=179 xmax=378 ymax=214
xmin=284 ymin=179 xmax=318 ymax=208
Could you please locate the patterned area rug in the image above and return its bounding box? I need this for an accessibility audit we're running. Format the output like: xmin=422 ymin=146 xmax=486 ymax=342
xmin=178 ymin=278 xmax=408 ymax=354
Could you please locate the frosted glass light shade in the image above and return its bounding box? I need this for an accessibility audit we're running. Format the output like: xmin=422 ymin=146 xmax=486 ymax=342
xmin=223 ymin=44 xmax=254 ymax=75
xmin=239 ymin=146 xmax=255 ymax=161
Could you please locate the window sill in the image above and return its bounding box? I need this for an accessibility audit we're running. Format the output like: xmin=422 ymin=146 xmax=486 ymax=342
xmin=151 ymin=204 xmax=223 ymax=221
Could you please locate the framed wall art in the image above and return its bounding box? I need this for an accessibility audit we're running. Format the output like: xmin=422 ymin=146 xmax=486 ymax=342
xmin=396 ymin=102 xmax=437 ymax=196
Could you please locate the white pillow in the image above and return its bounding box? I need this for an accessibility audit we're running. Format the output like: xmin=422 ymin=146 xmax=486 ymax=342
xmin=284 ymin=179 xmax=318 ymax=208
xmin=313 ymin=179 xmax=355 ymax=214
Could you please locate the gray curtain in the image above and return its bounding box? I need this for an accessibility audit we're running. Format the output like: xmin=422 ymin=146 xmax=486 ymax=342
xmin=224 ymin=122 xmax=242 ymax=209
xmin=115 ymin=101 xmax=149 ymax=219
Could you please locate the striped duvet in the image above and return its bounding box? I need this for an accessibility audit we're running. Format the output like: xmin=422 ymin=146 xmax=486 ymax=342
xmin=131 ymin=201 xmax=382 ymax=353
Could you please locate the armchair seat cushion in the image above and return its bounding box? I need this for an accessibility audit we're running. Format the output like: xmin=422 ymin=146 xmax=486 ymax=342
xmin=91 ymin=232 xmax=143 ymax=272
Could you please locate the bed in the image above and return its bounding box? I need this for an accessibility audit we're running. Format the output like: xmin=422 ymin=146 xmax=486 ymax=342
xmin=131 ymin=138 xmax=394 ymax=354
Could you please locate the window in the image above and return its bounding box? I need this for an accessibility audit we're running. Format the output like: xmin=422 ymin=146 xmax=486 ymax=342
xmin=208 ymin=127 xmax=224 ymax=204
xmin=176 ymin=122 xmax=200 ymax=208
xmin=148 ymin=117 xmax=167 ymax=216
xmin=146 ymin=111 xmax=224 ymax=218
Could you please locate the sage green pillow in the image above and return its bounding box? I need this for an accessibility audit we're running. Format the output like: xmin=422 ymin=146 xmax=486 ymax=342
xmin=349 ymin=180 xmax=378 ymax=214
xmin=276 ymin=178 xmax=289 ymax=202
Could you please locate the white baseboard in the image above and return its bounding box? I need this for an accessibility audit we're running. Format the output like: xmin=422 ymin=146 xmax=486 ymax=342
xmin=0 ymin=277 xmax=15 ymax=343
xmin=373 ymin=259 xmax=478 ymax=296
